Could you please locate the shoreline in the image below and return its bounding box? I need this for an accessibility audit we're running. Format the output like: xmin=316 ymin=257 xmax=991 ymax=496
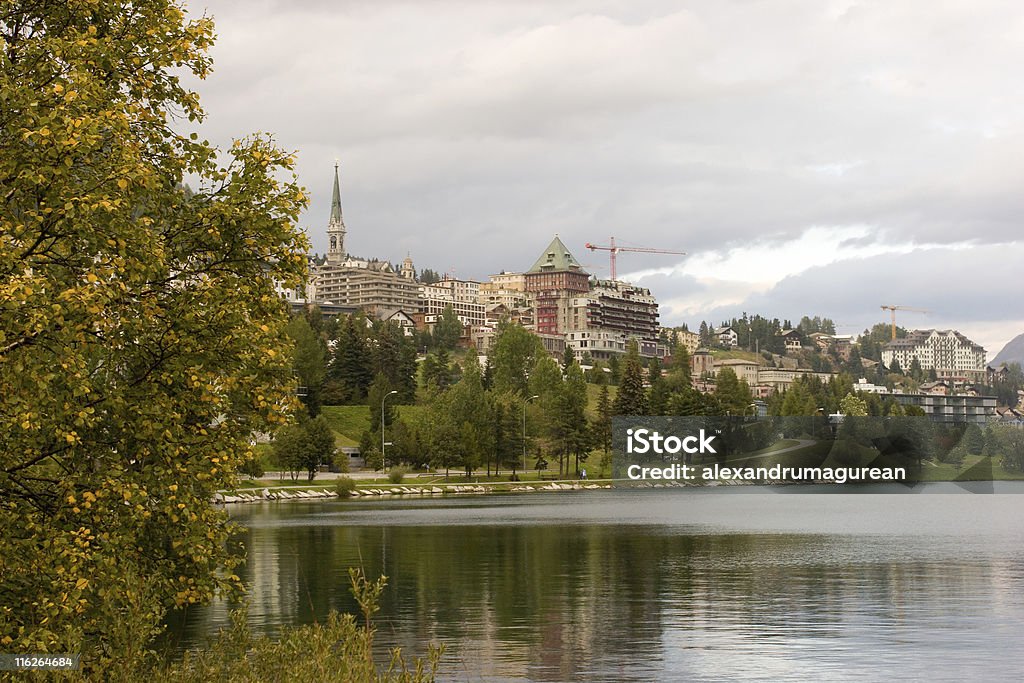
xmin=214 ymin=479 xmax=615 ymax=505
xmin=214 ymin=477 xmax=1024 ymax=505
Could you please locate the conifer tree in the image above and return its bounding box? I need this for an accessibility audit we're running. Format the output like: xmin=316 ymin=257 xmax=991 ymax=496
xmin=614 ymin=341 xmax=649 ymax=416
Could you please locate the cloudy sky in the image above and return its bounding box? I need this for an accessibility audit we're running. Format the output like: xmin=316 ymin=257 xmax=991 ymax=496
xmin=187 ymin=0 xmax=1023 ymax=357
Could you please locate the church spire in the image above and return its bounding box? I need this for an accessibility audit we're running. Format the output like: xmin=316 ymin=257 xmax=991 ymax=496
xmin=326 ymin=161 xmax=347 ymax=264
xmin=329 ymin=161 xmax=344 ymax=227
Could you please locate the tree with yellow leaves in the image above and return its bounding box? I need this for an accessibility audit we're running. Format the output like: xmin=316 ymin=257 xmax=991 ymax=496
xmin=1 ymin=0 xmax=308 ymax=668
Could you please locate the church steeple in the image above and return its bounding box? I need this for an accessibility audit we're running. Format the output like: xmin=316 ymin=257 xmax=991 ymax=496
xmin=326 ymin=161 xmax=346 ymax=264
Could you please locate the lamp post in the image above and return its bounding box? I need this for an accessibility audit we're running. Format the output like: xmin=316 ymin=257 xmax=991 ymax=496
xmin=523 ymin=395 xmax=539 ymax=475
xmin=382 ymin=390 xmax=398 ymax=470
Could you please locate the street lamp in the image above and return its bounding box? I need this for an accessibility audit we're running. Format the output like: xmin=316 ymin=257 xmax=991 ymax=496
xmin=382 ymin=390 xmax=398 ymax=470
xmin=523 ymin=395 xmax=539 ymax=475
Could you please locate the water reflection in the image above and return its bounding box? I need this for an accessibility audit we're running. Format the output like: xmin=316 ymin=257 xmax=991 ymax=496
xmin=168 ymin=489 xmax=1024 ymax=681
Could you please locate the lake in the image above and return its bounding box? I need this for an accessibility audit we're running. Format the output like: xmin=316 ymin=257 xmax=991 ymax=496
xmin=167 ymin=485 xmax=1024 ymax=681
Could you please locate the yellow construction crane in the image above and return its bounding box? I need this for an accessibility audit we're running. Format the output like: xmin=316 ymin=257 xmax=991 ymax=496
xmin=880 ymin=305 xmax=930 ymax=340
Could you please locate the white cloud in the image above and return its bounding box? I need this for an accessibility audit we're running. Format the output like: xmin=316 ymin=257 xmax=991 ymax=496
xmin=184 ymin=0 xmax=1024 ymax=351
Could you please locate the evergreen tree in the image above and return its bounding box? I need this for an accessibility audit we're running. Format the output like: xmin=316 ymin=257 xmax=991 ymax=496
xmin=433 ymin=303 xmax=464 ymax=350
xmin=714 ymin=367 xmax=753 ymax=416
xmin=963 ymin=424 xmax=985 ymax=455
xmin=554 ymin=361 xmax=590 ymax=476
xmin=329 ymin=314 xmax=373 ymax=402
xmin=614 ymin=342 xmax=649 ymax=415
xmin=608 ymin=355 xmax=621 ymax=385
xmin=563 ymin=346 xmax=576 ymax=374
xmin=422 ymin=347 xmax=453 ymax=391
xmin=592 ymin=384 xmax=613 ymax=466
xmin=648 ymin=357 xmax=669 ymax=415
xmin=698 ymin=320 xmax=712 ymax=346
xmin=666 ymin=386 xmax=706 ymax=416
xmin=287 ymin=315 xmax=327 ymax=416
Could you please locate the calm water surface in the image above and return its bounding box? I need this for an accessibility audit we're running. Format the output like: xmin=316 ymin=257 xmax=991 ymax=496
xmin=168 ymin=486 xmax=1024 ymax=681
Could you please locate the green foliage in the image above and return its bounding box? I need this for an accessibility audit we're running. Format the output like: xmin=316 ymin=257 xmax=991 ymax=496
xmin=613 ymin=342 xmax=648 ymax=416
xmin=371 ymin=320 xmax=419 ymax=402
xmin=647 ymin=358 xmax=669 ymax=415
xmin=421 ymin=348 xmax=453 ymax=391
xmin=551 ymin=361 xmax=590 ymax=476
xmin=0 ymin=0 xmax=308 ymax=665
xmin=983 ymin=362 xmax=1024 ymax=407
xmin=326 ymin=314 xmax=373 ymax=403
xmin=995 ymin=426 xmax=1024 ymax=472
xmin=963 ymin=424 xmax=985 ymax=455
xmin=388 ymin=467 xmax=408 ymax=484
xmin=432 ymin=304 xmax=464 ymax=351
xmin=287 ymin=315 xmax=327 ymax=416
xmin=666 ymin=386 xmax=720 ymax=416
xmin=334 ymin=476 xmax=357 ymax=498
xmin=272 ymin=416 xmax=336 ymax=481
xmin=839 ymin=393 xmax=869 ymax=417
xmin=490 ymin=391 xmax=526 ymax=474
xmin=592 ymin=384 xmax=613 ymax=457
xmin=529 ymin=355 xmax=563 ymax=401
xmin=714 ymin=368 xmax=754 ymax=416
xmin=158 ymin=569 xmax=442 ymax=682
xmin=490 ymin=321 xmax=545 ymax=395
xmin=368 ymin=374 xmax=398 ymax=433
xmin=239 ymin=453 xmax=266 ymax=480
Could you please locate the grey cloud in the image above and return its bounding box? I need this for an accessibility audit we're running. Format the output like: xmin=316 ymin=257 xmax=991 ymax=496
xmin=185 ymin=0 xmax=1024 ymax=338
xmin=664 ymin=243 xmax=1024 ymax=350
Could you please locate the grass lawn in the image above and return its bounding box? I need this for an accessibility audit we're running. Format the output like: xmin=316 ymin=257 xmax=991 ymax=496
xmin=916 ymin=454 xmax=1024 ymax=482
xmin=585 ymin=382 xmax=617 ymax=419
xmin=320 ymin=404 xmax=429 ymax=445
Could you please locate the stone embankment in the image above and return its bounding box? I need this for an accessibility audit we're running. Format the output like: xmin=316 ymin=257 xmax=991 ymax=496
xmin=214 ymin=481 xmax=613 ymax=505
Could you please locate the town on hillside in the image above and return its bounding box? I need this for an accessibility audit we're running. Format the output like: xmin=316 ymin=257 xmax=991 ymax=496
xmin=267 ymin=166 xmax=1024 ymax=480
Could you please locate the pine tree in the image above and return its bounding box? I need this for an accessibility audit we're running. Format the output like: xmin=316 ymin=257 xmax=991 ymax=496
xmin=330 ymin=315 xmax=373 ymax=401
xmin=593 ymin=384 xmax=613 ymax=460
xmin=614 ymin=342 xmax=649 ymax=415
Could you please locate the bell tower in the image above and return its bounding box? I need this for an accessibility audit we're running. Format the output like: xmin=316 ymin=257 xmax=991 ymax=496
xmin=326 ymin=161 xmax=346 ymax=264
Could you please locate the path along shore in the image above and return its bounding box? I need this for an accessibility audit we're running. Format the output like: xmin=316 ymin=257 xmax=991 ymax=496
xmin=214 ymin=480 xmax=616 ymax=505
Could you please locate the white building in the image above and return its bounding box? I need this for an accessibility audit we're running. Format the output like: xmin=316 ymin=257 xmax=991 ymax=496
xmin=564 ymin=279 xmax=661 ymax=360
xmin=715 ymin=326 xmax=738 ymax=348
xmin=419 ymin=278 xmax=486 ymax=327
xmin=882 ymin=329 xmax=986 ymax=380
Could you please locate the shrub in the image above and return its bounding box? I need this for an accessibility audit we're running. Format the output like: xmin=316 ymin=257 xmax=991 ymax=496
xmin=335 ymin=476 xmax=357 ymax=498
xmin=158 ymin=569 xmax=443 ymax=682
xmin=388 ymin=467 xmax=408 ymax=484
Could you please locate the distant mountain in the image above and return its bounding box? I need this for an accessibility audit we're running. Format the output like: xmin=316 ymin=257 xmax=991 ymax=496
xmin=991 ymin=333 xmax=1024 ymax=368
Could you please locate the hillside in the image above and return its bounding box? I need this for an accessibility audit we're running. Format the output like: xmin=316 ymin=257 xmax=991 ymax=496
xmin=992 ymin=332 xmax=1024 ymax=367
xmin=320 ymin=404 xmax=429 ymax=447
xmin=322 ymin=386 xmax=614 ymax=444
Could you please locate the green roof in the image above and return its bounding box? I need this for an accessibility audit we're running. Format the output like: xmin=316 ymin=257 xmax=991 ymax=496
xmin=329 ymin=163 xmax=344 ymax=226
xmin=528 ymin=235 xmax=587 ymax=274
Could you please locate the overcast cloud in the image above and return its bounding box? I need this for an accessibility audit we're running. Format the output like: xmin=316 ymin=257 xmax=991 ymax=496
xmin=187 ymin=0 xmax=1024 ymax=356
